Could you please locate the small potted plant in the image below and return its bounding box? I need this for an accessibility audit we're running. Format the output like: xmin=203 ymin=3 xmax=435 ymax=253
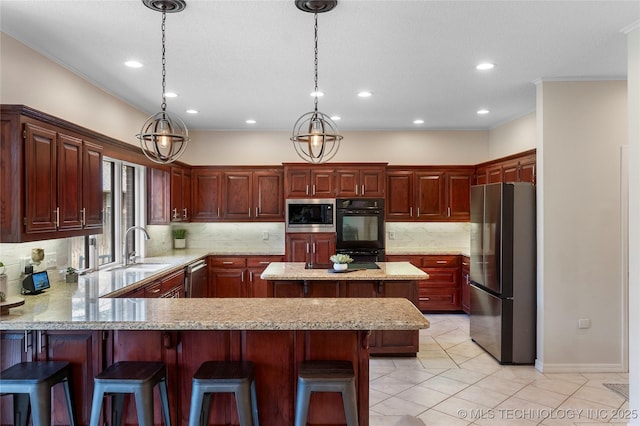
xmin=65 ymin=267 xmax=78 ymax=283
xmin=173 ymin=228 xmax=187 ymax=249
xmin=329 ymin=253 xmax=353 ymax=271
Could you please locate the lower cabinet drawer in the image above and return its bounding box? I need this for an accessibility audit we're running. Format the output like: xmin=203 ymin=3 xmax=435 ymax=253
xmin=418 ymin=288 xmax=460 ymax=311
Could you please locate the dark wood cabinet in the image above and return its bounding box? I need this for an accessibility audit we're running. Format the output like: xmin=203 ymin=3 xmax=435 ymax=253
xmin=335 ymin=166 xmax=385 ymax=198
xmin=475 ymin=149 xmax=537 ymax=185
xmin=208 ymin=255 xmax=284 ymax=297
xmin=191 ymin=168 xmax=222 ymax=221
xmin=286 ymin=233 xmax=336 ymax=264
xmin=284 ymin=163 xmax=386 ymax=198
xmin=386 ymin=167 xmax=473 ymax=222
xmin=461 ymin=255 xmax=470 ymax=314
xmin=21 ymin=120 xmax=103 ymax=238
xmin=82 ymin=141 xmax=104 ymax=230
xmin=170 ymin=166 xmax=191 ymax=221
xmin=221 ymin=168 xmax=284 ymax=221
xmin=147 ymin=167 xmax=171 ymax=225
xmin=387 ymin=254 xmax=463 ymax=312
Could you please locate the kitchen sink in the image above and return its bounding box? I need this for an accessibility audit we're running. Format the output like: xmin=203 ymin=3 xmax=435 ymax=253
xmin=105 ymin=263 xmax=172 ymax=273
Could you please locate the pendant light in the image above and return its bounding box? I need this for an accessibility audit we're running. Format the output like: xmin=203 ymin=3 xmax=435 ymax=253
xmin=137 ymin=0 xmax=189 ymax=164
xmin=291 ymin=0 xmax=343 ymax=164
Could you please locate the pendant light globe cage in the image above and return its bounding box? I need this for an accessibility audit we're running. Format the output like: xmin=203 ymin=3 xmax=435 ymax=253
xmin=291 ymin=110 xmax=342 ymax=164
xmin=138 ymin=111 xmax=189 ymax=164
xmin=290 ymin=0 xmax=342 ymax=164
xmin=136 ymin=0 xmax=189 ymax=164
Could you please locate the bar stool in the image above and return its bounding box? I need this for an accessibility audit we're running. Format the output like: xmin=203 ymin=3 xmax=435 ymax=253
xmin=188 ymin=361 xmax=258 ymax=426
xmin=0 ymin=361 xmax=76 ymax=426
xmin=294 ymin=360 xmax=358 ymax=426
xmin=89 ymin=361 xmax=170 ymax=426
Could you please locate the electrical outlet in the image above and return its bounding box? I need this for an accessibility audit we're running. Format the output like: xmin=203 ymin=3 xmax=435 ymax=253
xmin=262 ymin=231 xmax=269 ymax=240
xmin=578 ymin=318 xmax=591 ymax=329
xmin=388 ymin=231 xmax=395 ymax=240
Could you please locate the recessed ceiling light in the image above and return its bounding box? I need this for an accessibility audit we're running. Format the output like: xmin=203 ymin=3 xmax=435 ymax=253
xmin=164 ymin=92 xmax=178 ymax=98
xmin=477 ymin=109 xmax=490 ymax=115
xmin=245 ymin=119 xmax=256 ymax=124
xmin=124 ymin=60 xmax=143 ymax=68
xmin=330 ymin=116 xmax=341 ymax=121
xmin=185 ymin=109 xmax=198 ymax=114
xmin=310 ymin=91 xmax=324 ymax=97
xmin=413 ymin=119 xmax=424 ymax=124
xmin=358 ymin=91 xmax=373 ymax=98
xmin=476 ymin=62 xmax=495 ymax=71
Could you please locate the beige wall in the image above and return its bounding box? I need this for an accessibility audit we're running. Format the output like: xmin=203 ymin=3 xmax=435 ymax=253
xmin=0 ymin=32 xmax=147 ymax=146
xmin=536 ymin=80 xmax=627 ymax=372
xmin=489 ymin=112 xmax=537 ymax=159
xmin=184 ymin=129 xmax=490 ymax=166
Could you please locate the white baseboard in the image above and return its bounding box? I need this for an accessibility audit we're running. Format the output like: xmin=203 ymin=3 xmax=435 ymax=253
xmin=535 ymin=359 xmax=627 ymax=373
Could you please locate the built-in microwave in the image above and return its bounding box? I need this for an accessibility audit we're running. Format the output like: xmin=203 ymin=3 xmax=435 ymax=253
xmin=285 ymin=199 xmax=336 ymax=233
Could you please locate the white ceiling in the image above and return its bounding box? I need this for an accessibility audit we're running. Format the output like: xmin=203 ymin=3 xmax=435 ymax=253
xmin=1 ymin=1 xmax=638 ymax=132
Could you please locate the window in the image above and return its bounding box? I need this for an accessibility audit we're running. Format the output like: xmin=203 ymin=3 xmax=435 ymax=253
xmin=70 ymin=158 xmax=146 ymax=270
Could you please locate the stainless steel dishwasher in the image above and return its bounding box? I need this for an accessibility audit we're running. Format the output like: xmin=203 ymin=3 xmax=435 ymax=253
xmin=185 ymin=259 xmax=207 ymax=298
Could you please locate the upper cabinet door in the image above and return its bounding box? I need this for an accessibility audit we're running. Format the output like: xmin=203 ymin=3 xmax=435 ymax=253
xmin=285 ymin=169 xmax=311 ymax=198
xmin=223 ymin=171 xmax=252 ymax=220
xmin=447 ymin=171 xmax=472 ymax=221
xmin=335 ymin=169 xmax=358 ymax=197
xmin=24 ymin=123 xmax=58 ymax=234
xmin=191 ymin=169 xmax=221 ymax=221
xmin=386 ymin=171 xmax=414 ymax=220
xmin=57 ymin=132 xmax=84 ymax=231
xmin=359 ymin=168 xmax=385 ymax=197
xmin=253 ymin=170 xmax=283 ymax=220
xmin=415 ymin=171 xmax=445 ymax=220
xmin=310 ymin=169 xmax=334 ymax=197
xmin=82 ymin=141 xmax=104 ymax=230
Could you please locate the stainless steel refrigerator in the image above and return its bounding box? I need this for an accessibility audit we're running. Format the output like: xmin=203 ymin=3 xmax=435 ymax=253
xmin=470 ymin=182 xmax=536 ymax=364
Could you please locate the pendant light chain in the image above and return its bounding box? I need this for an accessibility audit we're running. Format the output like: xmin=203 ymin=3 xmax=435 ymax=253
xmin=313 ymin=12 xmax=319 ymax=113
xmin=161 ymin=10 xmax=167 ymax=112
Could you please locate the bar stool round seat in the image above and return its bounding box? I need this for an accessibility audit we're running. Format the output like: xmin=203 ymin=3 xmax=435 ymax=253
xmin=188 ymin=361 xmax=258 ymax=426
xmin=294 ymin=360 xmax=358 ymax=426
xmin=89 ymin=361 xmax=170 ymax=426
xmin=0 ymin=361 xmax=76 ymax=426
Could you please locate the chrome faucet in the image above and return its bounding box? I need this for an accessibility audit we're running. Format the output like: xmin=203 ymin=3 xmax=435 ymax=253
xmin=123 ymin=226 xmax=151 ymax=265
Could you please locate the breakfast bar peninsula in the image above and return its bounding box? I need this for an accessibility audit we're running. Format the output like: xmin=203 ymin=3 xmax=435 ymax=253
xmin=0 ymin=260 xmax=428 ymax=426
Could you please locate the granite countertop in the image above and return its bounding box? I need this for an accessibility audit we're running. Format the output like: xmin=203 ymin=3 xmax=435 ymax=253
xmin=0 ymin=284 xmax=429 ymax=331
xmin=261 ymin=262 xmax=428 ymax=281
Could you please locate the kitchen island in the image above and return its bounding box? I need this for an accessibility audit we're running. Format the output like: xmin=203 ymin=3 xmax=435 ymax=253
xmin=261 ymin=261 xmax=427 ymax=357
xmin=0 ymin=277 xmax=428 ymax=426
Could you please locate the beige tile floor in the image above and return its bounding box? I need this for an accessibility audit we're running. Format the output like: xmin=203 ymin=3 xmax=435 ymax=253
xmin=369 ymin=314 xmax=630 ymax=426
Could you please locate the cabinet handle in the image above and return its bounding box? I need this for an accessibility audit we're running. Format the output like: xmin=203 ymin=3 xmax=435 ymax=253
xmin=417 ymin=208 xmax=420 ymax=216
xmin=183 ymin=208 xmax=188 ymax=219
xmin=173 ymin=208 xmax=180 ymax=220
xmin=150 ymin=288 xmax=161 ymax=294
xmin=462 ymin=262 xmax=469 ymax=266
xmin=419 ymin=297 xmax=430 ymax=301
xmin=361 ymin=185 xmax=365 ymax=195
xmin=306 ymin=243 xmax=310 ymax=253
xmin=312 ymin=184 xmax=316 ymax=194
xmin=409 ymin=207 xmax=413 ymax=217
xmin=436 ymin=260 xmax=447 ymax=264
xmin=241 ymin=271 xmax=244 ymax=283
xmin=54 ymin=207 xmax=60 ymax=228
xmin=217 ymin=208 xmax=220 ymax=217
xmin=37 ymin=331 xmax=44 ymax=353
xmin=312 ymin=243 xmax=316 ymax=253
xmin=355 ymin=185 xmax=358 ymax=195
xmin=447 ymin=207 xmax=451 ymax=217
xmin=259 ymin=261 xmax=270 ymax=264
xmin=306 ymin=185 xmax=309 ymax=195
xmin=81 ymin=208 xmax=86 ymax=226
xmin=24 ymin=331 xmax=29 ymax=353
xmin=223 ymin=261 xmax=234 ymax=265
xmin=255 ymin=207 xmax=259 ymax=217
xmin=249 ymin=271 xmax=253 ymax=281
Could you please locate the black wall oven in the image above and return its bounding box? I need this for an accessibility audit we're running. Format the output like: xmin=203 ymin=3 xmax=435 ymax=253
xmin=336 ymin=198 xmax=385 ymax=262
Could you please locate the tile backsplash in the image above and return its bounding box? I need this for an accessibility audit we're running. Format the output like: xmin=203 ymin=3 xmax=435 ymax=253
xmin=0 ymin=239 xmax=70 ymax=296
xmin=385 ymin=222 xmax=470 ymax=253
